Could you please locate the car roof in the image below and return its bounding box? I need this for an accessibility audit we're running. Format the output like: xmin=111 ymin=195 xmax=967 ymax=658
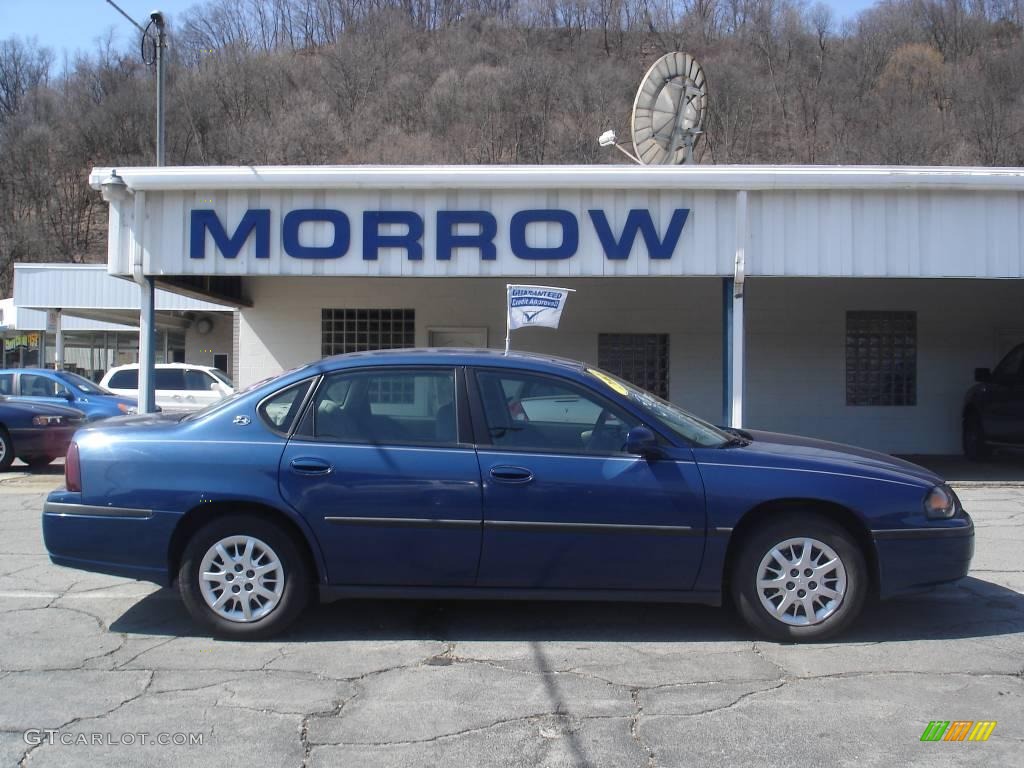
xmin=105 ymin=363 xmax=216 ymax=371
xmin=318 ymin=348 xmax=588 ymax=375
xmin=0 ymin=368 xmax=58 ymax=375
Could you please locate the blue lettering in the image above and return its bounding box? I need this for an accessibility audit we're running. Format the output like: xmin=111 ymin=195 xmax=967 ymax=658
xmin=436 ymin=211 xmax=497 ymax=261
xmin=190 ymin=209 xmax=270 ymax=259
xmin=282 ymin=209 xmax=350 ymax=259
xmin=510 ymin=210 xmax=578 ymax=260
xmin=588 ymin=208 xmax=689 ymax=260
xmin=363 ymin=211 xmax=424 ymax=261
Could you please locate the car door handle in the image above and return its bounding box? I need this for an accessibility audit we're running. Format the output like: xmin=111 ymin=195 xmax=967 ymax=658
xmin=289 ymin=457 xmax=333 ymax=476
xmin=489 ymin=466 xmax=534 ymax=484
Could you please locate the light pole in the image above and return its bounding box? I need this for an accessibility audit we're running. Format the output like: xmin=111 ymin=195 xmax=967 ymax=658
xmin=103 ymin=2 xmax=166 ymax=412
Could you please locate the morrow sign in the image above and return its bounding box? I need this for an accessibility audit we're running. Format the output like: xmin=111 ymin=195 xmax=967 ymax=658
xmin=189 ymin=208 xmax=691 ymax=262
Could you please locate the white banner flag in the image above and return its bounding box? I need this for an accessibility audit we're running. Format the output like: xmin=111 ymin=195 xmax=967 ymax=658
xmin=507 ymin=284 xmax=574 ymax=330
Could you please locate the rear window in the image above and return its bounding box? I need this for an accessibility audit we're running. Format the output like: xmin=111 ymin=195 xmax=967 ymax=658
xmin=108 ymin=370 xmax=138 ymax=389
xmin=0 ymin=373 xmax=12 ymax=395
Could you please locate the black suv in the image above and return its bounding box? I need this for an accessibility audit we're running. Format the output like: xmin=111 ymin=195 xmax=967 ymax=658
xmin=963 ymin=343 xmax=1024 ymax=460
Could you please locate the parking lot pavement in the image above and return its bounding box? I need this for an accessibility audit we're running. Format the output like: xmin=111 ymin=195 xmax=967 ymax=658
xmin=0 ymin=474 xmax=1020 ymax=768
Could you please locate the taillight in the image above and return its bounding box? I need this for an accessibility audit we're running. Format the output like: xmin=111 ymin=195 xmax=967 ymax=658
xmin=65 ymin=441 xmax=81 ymax=492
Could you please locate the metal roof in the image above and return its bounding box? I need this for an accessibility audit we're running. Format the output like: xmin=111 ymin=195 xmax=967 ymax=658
xmin=89 ymin=164 xmax=1024 ymax=193
xmin=13 ymin=264 xmax=234 ymax=312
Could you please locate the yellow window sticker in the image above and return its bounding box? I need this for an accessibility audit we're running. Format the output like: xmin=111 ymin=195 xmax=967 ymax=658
xmin=586 ymin=368 xmax=629 ymax=396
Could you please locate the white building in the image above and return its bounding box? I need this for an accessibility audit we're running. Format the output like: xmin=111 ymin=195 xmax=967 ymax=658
xmin=88 ymin=165 xmax=1024 ymax=454
xmin=7 ymin=264 xmax=236 ymax=380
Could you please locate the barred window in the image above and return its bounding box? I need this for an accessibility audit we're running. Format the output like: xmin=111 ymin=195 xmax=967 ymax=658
xmin=321 ymin=308 xmax=415 ymax=357
xmin=845 ymin=311 xmax=917 ymax=406
xmin=598 ymin=333 xmax=670 ymax=399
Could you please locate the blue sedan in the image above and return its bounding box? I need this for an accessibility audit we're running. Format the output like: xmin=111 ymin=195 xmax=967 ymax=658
xmin=41 ymin=350 xmax=973 ymax=641
xmin=0 ymin=368 xmax=139 ymax=420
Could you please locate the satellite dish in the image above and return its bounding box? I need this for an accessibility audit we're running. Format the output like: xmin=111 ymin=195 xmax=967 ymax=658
xmin=630 ymin=52 xmax=707 ymax=165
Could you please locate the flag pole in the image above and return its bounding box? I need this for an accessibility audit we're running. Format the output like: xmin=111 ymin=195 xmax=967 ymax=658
xmin=504 ymin=284 xmax=512 ymax=355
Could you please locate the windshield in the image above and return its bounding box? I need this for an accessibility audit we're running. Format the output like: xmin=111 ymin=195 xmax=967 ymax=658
xmin=59 ymin=371 xmax=115 ymax=396
xmin=585 ymin=367 xmax=731 ymax=448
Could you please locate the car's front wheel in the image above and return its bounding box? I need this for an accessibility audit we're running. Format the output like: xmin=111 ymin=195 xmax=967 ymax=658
xmin=731 ymin=513 xmax=868 ymax=641
xmin=178 ymin=515 xmax=310 ymax=639
xmin=0 ymin=428 xmax=14 ymax=471
xmin=962 ymin=412 xmax=992 ymax=461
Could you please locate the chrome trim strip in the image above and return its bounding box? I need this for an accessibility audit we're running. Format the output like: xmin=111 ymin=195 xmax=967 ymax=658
xmin=43 ymin=502 xmax=152 ymax=520
xmin=485 ymin=520 xmax=697 ymax=536
xmin=697 ymin=461 xmax=923 ymax=488
xmin=324 ymin=516 xmax=479 ymax=529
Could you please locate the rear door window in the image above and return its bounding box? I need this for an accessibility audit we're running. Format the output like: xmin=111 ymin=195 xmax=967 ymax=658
xmin=0 ymin=374 xmax=13 ymax=395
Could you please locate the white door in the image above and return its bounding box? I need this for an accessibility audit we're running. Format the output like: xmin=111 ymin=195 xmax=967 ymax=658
xmin=428 ymin=327 xmax=488 ymax=349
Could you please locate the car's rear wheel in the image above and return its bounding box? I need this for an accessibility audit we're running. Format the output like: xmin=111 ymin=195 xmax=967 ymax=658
xmin=0 ymin=428 xmax=14 ymax=471
xmin=962 ymin=412 xmax=991 ymax=461
xmin=731 ymin=513 xmax=868 ymax=641
xmin=178 ymin=515 xmax=310 ymax=639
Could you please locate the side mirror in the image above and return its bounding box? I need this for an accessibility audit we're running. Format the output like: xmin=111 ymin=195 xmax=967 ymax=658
xmin=63 ymin=391 xmax=75 ymax=401
xmin=210 ymin=383 xmax=221 ymax=391
xmin=625 ymin=426 xmax=661 ymax=457
xmin=974 ymin=367 xmax=992 ymax=383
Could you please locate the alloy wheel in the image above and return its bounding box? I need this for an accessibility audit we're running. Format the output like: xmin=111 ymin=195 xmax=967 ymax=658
xmin=198 ymin=535 xmax=284 ymax=623
xmin=756 ymin=537 xmax=847 ymax=626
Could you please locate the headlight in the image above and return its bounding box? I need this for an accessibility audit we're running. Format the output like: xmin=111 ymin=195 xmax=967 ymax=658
xmin=32 ymin=415 xmax=67 ymax=426
xmin=924 ymin=485 xmax=956 ymax=519
xmin=117 ymin=403 xmax=137 ymax=414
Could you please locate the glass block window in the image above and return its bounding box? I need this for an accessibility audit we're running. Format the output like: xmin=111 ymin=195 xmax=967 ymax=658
xmin=845 ymin=311 xmax=917 ymax=406
xmin=321 ymin=308 xmax=415 ymax=357
xmin=598 ymin=333 xmax=670 ymax=399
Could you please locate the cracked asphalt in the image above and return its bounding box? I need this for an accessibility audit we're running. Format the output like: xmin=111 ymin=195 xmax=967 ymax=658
xmin=0 ymin=470 xmax=1021 ymax=767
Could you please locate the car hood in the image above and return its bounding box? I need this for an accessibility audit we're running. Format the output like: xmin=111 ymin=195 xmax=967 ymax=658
xmin=91 ymin=394 xmax=139 ymax=408
xmin=738 ymin=429 xmax=942 ymax=486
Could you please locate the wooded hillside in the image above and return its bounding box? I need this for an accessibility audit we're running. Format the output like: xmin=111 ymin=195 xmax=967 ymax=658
xmin=1 ymin=0 xmax=1022 ymax=292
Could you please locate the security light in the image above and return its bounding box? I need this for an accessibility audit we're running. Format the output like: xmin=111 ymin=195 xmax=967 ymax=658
xmin=99 ymin=170 xmax=129 ymax=202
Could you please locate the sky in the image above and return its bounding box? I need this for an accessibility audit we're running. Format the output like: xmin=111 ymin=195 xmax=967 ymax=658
xmin=1 ymin=0 xmax=882 ymax=61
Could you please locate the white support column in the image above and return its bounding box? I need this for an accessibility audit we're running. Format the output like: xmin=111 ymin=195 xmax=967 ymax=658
xmin=724 ymin=190 xmax=748 ymax=429
xmin=138 ymin=279 xmax=157 ymax=413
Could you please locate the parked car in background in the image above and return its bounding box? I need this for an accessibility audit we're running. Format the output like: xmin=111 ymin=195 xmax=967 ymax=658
xmin=0 ymin=368 xmax=139 ymax=420
xmin=0 ymin=397 xmax=86 ymax=469
xmin=963 ymin=342 xmax=1024 ymax=460
xmin=44 ymin=350 xmax=973 ymax=642
xmin=100 ymin=363 xmax=234 ymax=413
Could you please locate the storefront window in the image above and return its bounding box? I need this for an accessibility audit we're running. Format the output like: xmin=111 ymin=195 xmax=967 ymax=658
xmin=597 ymin=333 xmax=670 ymax=399
xmin=321 ymin=309 xmax=415 ymax=356
xmin=846 ymin=311 xmax=917 ymax=406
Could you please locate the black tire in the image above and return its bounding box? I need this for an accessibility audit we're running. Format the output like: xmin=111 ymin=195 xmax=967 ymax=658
xmin=178 ymin=514 xmax=311 ymax=640
xmin=962 ymin=412 xmax=991 ymax=461
xmin=731 ymin=513 xmax=868 ymax=642
xmin=21 ymin=455 xmax=56 ymax=470
xmin=0 ymin=427 xmax=14 ymax=471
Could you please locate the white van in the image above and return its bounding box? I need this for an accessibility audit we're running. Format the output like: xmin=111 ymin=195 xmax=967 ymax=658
xmin=100 ymin=363 xmax=235 ymax=413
